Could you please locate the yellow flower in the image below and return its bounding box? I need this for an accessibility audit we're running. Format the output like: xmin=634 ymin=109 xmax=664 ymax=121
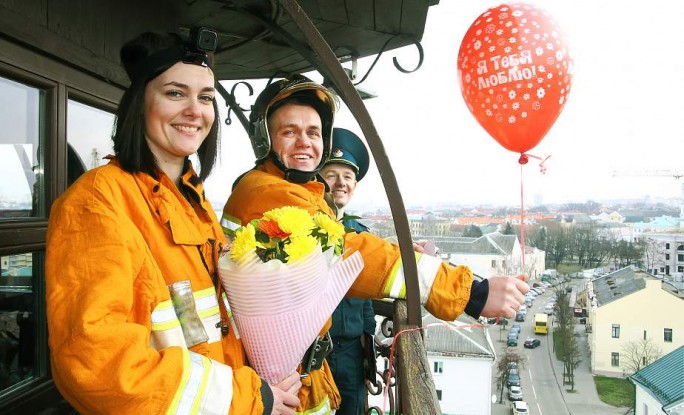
xmin=284 ymin=235 xmax=318 ymax=263
xmin=230 ymin=223 xmax=258 ymax=260
xmin=313 ymin=212 xmax=345 ymax=249
xmin=263 ymin=206 xmax=315 ymax=238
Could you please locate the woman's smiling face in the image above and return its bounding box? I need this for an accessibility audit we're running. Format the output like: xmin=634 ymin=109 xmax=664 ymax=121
xmin=143 ymin=62 xmax=216 ymax=166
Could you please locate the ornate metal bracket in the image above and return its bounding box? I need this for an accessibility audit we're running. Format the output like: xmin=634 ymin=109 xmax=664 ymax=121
xmin=216 ymin=81 xmax=254 ymax=130
xmin=353 ymin=36 xmax=425 ymax=86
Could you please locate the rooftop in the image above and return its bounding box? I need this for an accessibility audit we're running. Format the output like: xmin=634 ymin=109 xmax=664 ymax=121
xmin=630 ymin=346 xmax=684 ymax=412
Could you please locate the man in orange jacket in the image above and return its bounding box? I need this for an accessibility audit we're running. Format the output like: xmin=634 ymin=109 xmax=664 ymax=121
xmin=221 ymin=75 xmax=530 ymax=414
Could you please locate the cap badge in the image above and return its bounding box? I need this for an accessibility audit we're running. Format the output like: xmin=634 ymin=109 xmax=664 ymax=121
xmin=332 ymin=149 xmax=343 ymax=158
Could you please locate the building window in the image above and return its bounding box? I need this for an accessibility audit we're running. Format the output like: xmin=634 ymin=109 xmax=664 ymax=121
xmin=666 ymin=243 xmax=670 ymax=249
xmin=611 ymin=352 xmax=620 ymax=367
xmin=436 ymin=390 xmax=442 ymax=401
xmin=66 ymin=100 xmax=115 ymax=180
xmin=0 ymin=76 xmax=46 ymax=219
xmin=664 ymin=328 xmax=673 ymax=342
xmin=643 ymin=330 xmax=647 ymax=340
xmin=433 ymin=361 xmax=443 ymax=374
xmin=678 ymin=254 xmax=684 ymax=262
xmin=643 ymin=403 xmax=649 ymax=415
xmin=665 ymin=254 xmax=670 ymax=260
xmin=0 ymin=251 xmax=42 ymax=391
xmin=612 ymin=324 xmax=620 ymax=338
xmin=491 ymin=260 xmax=496 ymax=268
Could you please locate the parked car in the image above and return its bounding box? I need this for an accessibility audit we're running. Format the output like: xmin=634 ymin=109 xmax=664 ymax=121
xmin=507 ymin=333 xmax=519 ymax=347
xmin=506 ymin=368 xmax=521 ymax=387
xmin=524 ymin=338 xmax=541 ymax=349
xmin=510 ymin=323 xmax=522 ymax=334
xmin=508 ymin=385 xmax=523 ymax=401
xmin=515 ymin=312 xmax=525 ymax=322
xmin=487 ymin=317 xmax=509 ymax=325
xmin=544 ymin=303 xmax=555 ymax=315
xmin=512 ymin=400 xmax=529 ymax=414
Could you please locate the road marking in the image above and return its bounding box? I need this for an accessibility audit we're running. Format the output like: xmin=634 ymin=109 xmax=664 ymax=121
xmin=537 ymin=402 xmax=543 ymax=415
xmin=529 ymin=368 xmax=537 ymax=399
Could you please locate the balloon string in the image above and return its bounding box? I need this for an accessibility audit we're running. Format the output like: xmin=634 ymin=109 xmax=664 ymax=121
xmin=518 ymin=153 xmax=551 ymax=174
xmin=519 ymin=163 xmax=526 ymax=270
xmin=381 ymin=321 xmax=485 ymax=413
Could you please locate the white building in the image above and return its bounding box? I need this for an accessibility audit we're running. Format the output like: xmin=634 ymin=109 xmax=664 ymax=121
xmin=369 ymin=313 xmax=497 ymax=415
xmin=441 ymin=232 xmax=545 ymax=280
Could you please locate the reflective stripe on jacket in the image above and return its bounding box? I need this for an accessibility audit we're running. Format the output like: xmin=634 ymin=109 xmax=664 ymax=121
xmin=222 ymin=160 xmax=473 ymax=413
xmin=46 ymin=160 xmax=265 ymax=415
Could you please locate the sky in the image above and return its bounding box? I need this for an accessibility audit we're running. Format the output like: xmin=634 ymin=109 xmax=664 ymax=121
xmin=5 ymin=1 xmax=681 ymax=212
xmin=204 ymin=0 xmax=684 ymax=212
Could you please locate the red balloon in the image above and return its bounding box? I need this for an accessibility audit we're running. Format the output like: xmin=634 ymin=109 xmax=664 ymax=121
xmin=457 ymin=3 xmax=573 ymax=154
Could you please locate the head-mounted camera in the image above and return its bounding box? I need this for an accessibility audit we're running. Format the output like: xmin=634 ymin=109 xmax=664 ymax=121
xmin=129 ymin=26 xmax=218 ymax=84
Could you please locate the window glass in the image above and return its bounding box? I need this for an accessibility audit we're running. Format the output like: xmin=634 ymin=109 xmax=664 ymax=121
xmin=611 ymin=324 xmax=620 ymax=338
xmin=0 ymin=76 xmax=45 ymax=218
xmin=433 ymin=361 xmax=443 ymax=374
xmin=664 ymin=328 xmax=672 ymax=342
xmin=66 ymin=100 xmax=114 ymax=184
xmin=611 ymin=352 xmax=619 ymax=367
xmin=0 ymin=251 xmax=40 ymax=390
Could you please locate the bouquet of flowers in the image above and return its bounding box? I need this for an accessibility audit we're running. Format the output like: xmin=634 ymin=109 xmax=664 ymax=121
xmin=218 ymin=206 xmax=364 ymax=384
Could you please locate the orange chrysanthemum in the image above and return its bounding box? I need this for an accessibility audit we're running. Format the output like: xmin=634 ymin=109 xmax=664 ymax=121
xmin=258 ymin=219 xmax=291 ymax=239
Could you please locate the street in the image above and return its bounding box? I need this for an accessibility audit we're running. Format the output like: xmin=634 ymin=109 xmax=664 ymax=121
xmin=490 ymin=282 xmax=629 ymax=415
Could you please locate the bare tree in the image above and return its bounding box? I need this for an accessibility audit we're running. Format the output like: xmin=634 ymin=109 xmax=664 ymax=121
xmin=554 ymin=286 xmax=582 ymax=390
xmin=642 ymin=237 xmax=666 ymax=274
xmin=621 ymin=338 xmax=663 ymax=374
xmin=494 ymin=349 xmax=524 ymax=403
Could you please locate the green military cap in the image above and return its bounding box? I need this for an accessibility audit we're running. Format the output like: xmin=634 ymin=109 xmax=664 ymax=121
xmin=326 ymin=128 xmax=370 ymax=181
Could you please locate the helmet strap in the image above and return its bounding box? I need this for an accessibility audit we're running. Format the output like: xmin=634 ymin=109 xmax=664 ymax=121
xmin=268 ymin=152 xmax=321 ymax=184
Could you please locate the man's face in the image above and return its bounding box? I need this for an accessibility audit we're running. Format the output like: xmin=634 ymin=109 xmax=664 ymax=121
xmin=321 ymin=163 xmax=357 ymax=209
xmin=269 ymin=103 xmax=323 ymax=171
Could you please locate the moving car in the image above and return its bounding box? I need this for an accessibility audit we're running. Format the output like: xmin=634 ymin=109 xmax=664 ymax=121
xmin=524 ymin=338 xmax=541 ymax=349
xmin=508 ymin=385 xmax=523 ymax=401
xmin=512 ymin=400 xmax=529 ymax=414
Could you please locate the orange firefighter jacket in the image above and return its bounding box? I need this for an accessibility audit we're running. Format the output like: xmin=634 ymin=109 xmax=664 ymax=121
xmin=46 ymin=160 xmax=268 ymax=415
xmin=222 ymin=160 xmax=474 ymax=413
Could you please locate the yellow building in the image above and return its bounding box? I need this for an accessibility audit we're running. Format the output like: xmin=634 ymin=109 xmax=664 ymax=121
xmin=587 ymin=267 xmax=684 ymax=377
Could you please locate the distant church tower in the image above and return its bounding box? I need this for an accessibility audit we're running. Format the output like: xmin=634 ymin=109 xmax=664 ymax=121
xmin=90 ymin=148 xmax=100 ymax=169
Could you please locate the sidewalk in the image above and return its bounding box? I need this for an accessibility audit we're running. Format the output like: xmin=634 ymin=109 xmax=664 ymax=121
xmin=548 ymin=322 xmax=628 ymax=415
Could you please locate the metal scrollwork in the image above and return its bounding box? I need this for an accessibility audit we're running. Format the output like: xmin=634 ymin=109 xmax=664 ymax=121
xmin=393 ymin=40 xmax=424 ymax=74
xmin=365 ymin=316 xmax=397 ymax=414
xmin=221 ymin=81 xmax=254 ymax=126
xmin=354 ymin=35 xmax=425 ymax=86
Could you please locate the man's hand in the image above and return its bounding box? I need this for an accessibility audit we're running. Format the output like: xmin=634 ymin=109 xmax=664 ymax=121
xmin=269 ymin=372 xmax=301 ymax=414
xmin=480 ymin=275 xmax=529 ymax=318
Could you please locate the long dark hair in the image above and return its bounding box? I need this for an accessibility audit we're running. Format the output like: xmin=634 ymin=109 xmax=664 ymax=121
xmin=113 ymin=32 xmax=219 ymax=181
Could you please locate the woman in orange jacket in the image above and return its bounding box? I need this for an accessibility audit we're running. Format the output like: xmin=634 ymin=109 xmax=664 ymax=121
xmin=45 ymin=29 xmax=300 ymax=414
xmin=221 ymin=75 xmax=530 ymax=414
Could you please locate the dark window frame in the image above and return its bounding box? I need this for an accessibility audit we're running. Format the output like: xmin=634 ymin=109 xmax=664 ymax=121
xmin=0 ymin=37 xmax=120 ymax=412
